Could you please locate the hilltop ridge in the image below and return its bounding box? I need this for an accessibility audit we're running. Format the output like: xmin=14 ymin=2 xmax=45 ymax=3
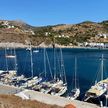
xmin=0 ymin=20 xmax=108 ymax=46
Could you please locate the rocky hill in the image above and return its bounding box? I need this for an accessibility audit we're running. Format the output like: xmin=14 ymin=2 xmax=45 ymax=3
xmin=0 ymin=20 xmax=108 ymax=46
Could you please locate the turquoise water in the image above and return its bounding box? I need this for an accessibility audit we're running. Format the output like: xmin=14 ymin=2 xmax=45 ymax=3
xmin=0 ymin=48 xmax=108 ymax=101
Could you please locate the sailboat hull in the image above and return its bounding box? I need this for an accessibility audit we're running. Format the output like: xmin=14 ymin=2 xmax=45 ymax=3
xmin=51 ymin=85 xmax=67 ymax=96
xmin=84 ymin=78 xmax=108 ymax=102
xmin=67 ymin=88 xmax=80 ymax=100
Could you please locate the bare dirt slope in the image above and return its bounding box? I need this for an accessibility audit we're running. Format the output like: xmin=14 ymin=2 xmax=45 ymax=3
xmin=0 ymin=94 xmax=62 ymax=108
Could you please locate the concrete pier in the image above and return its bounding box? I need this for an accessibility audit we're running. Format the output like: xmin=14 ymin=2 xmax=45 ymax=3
xmin=16 ymin=89 xmax=100 ymax=108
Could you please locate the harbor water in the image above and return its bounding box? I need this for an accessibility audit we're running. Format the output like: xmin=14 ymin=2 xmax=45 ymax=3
xmin=0 ymin=48 xmax=108 ymax=102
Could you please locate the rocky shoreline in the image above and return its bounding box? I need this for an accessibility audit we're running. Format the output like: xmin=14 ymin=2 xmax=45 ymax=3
xmin=0 ymin=42 xmax=107 ymax=50
xmin=0 ymin=42 xmax=78 ymax=48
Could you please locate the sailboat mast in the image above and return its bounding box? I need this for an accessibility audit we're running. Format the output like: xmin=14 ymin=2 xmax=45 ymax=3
xmin=60 ymin=48 xmax=63 ymax=81
xmin=46 ymin=51 xmax=53 ymax=79
xmin=75 ymin=56 xmax=77 ymax=89
xmin=44 ymin=47 xmax=46 ymax=78
xmin=60 ymin=48 xmax=67 ymax=84
xmin=101 ymin=54 xmax=104 ymax=81
xmin=30 ymin=43 xmax=33 ymax=78
xmin=5 ymin=45 xmax=8 ymax=72
xmin=13 ymin=46 xmax=17 ymax=75
xmin=53 ymin=37 xmax=56 ymax=80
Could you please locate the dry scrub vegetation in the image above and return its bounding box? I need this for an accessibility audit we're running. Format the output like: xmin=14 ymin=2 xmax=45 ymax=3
xmin=0 ymin=94 xmax=63 ymax=108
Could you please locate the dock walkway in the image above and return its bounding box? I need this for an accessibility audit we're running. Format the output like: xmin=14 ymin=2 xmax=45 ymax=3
xmin=16 ymin=89 xmax=100 ymax=108
xmin=0 ymin=84 xmax=100 ymax=108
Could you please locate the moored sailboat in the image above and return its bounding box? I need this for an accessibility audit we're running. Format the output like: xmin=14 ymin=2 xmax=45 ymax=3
xmin=20 ymin=43 xmax=41 ymax=89
xmin=67 ymin=56 xmax=80 ymax=100
xmin=0 ymin=44 xmax=28 ymax=86
xmin=84 ymin=54 xmax=108 ymax=101
xmin=50 ymin=47 xmax=67 ymax=96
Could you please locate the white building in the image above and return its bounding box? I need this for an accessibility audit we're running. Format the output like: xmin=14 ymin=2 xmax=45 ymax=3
xmin=2 ymin=21 xmax=9 ymax=26
xmin=97 ymin=33 xmax=108 ymax=39
xmin=55 ymin=35 xmax=69 ymax=38
xmin=85 ymin=42 xmax=104 ymax=47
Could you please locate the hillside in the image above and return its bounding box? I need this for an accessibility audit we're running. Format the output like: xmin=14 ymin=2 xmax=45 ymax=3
xmin=0 ymin=20 xmax=108 ymax=46
xmin=0 ymin=94 xmax=62 ymax=108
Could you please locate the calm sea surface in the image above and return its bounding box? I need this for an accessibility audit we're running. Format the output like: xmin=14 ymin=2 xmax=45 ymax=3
xmin=1 ymin=48 xmax=108 ymax=100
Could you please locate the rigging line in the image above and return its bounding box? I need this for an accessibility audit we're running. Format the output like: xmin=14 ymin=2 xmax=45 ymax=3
xmin=46 ymin=50 xmax=53 ymax=80
xmin=56 ymin=51 xmax=61 ymax=79
xmin=23 ymin=49 xmax=29 ymax=73
xmin=30 ymin=43 xmax=34 ymax=78
xmin=75 ymin=56 xmax=77 ymax=89
xmin=59 ymin=49 xmax=63 ymax=81
xmin=53 ymin=46 xmax=56 ymax=80
xmin=90 ymin=59 xmax=101 ymax=87
xmin=44 ymin=46 xmax=46 ymax=78
xmin=60 ymin=47 xmax=67 ymax=84
xmin=13 ymin=46 xmax=18 ymax=75
xmin=74 ymin=56 xmax=80 ymax=89
xmin=76 ymin=57 xmax=80 ymax=88
xmin=5 ymin=44 xmax=8 ymax=72
xmin=104 ymin=60 xmax=107 ymax=78
xmin=101 ymin=54 xmax=104 ymax=81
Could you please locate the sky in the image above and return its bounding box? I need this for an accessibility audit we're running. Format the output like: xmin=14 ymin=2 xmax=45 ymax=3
xmin=0 ymin=0 xmax=108 ymax=26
